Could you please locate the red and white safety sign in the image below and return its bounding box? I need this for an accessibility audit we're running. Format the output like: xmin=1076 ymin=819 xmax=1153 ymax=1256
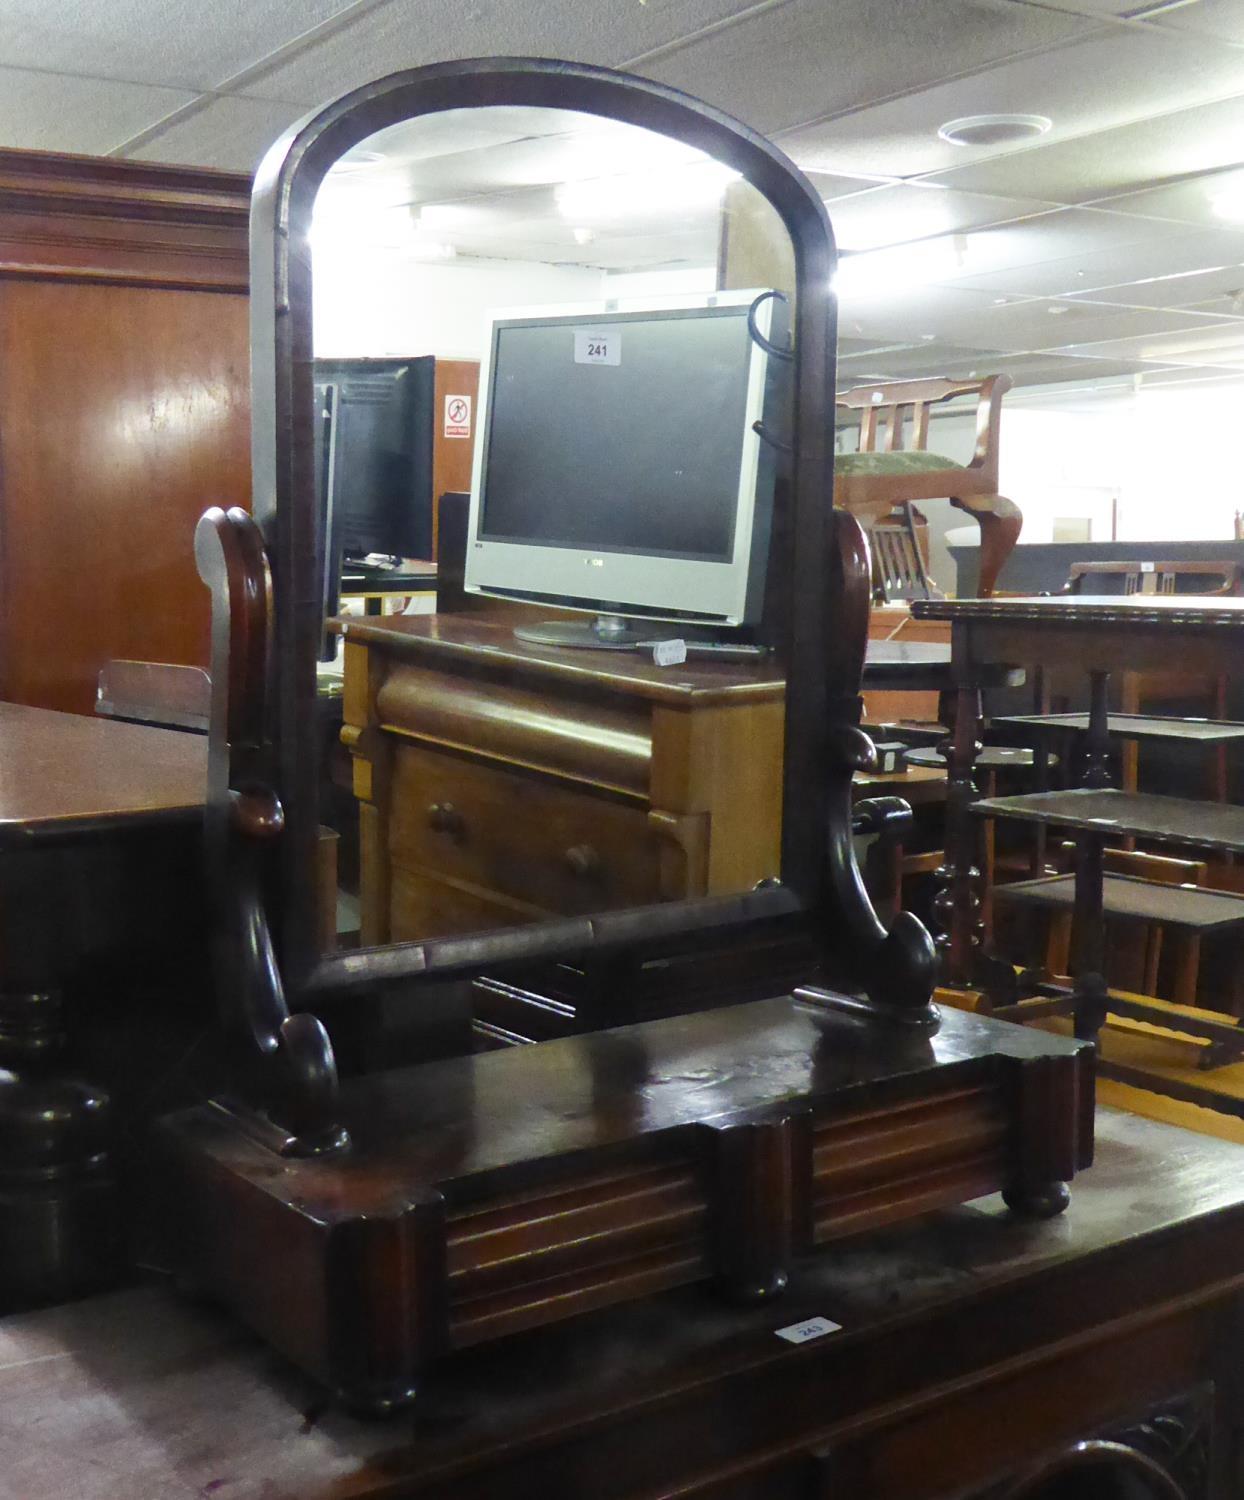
xmin=444 ymin=393 xmax=472 ymax=438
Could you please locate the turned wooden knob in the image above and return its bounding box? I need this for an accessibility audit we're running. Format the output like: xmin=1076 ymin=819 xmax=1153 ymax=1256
xmin=565 ymin=844 xmax=601 ymax=879
xmin=427 ymin=802 xmax=466 ymax=838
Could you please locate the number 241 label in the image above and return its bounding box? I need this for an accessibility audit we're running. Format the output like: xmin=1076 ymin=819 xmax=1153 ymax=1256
xmin=574 ymin=330 xmax=621 ymax=366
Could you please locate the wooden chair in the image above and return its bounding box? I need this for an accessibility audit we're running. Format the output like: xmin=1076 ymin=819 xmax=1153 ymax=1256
xmin=1064 ymin=559 xmax=1243 ymax=599
xmin=868 ymin=504 xmax=942 ymax=603
xmin=835 ymin=375 xmax=1020 ymax=597
xmin=94 ymin=659 xmax=210 ymax=733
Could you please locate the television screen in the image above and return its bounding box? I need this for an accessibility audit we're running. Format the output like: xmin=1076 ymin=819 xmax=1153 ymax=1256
xmin=478 ymin=306 xmax=756 ymax=563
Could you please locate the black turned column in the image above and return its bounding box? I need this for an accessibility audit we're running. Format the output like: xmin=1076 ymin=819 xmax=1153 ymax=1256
xmin=0 ymin=992 xmax=117 ymax=1310
xmin=1071 ymin=669 xmax=1112 ymax=1041
xmin=932 ymin=664 xmax=985 ymax=989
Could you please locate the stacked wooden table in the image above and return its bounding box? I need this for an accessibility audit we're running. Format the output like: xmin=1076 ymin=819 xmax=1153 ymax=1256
xmin=911 ymin=594 xmax=1244 ymax=1100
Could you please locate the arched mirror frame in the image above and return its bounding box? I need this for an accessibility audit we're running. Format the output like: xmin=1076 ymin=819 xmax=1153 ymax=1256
xmin=240 ymin=57 xmax=925 ymax=1015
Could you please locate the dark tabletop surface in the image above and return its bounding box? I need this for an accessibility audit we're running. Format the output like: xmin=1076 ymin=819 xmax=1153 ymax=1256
xmin=0 ymin=1109 xmax=1240 ymax=1499
xmin=913 ymin=593 xmax=1244 ymax=628
xmin=170 ymin=997 xmax=1081 ymax=1212
xmin=996 ymin=711 xmax=1244 ymax=744
xmin=0 ymin=703 xmax=205 ymax=844
xmin=973 ymin=787 xmax=1244 ymax=854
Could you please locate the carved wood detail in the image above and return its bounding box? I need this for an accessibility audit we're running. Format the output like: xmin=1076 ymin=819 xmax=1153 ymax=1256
xmin=0 ymin=147 xmax=249 ymax=289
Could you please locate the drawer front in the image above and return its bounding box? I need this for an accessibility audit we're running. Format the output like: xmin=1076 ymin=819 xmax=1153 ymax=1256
xmin=376 ymin=660 xmax=651 ymax=796
xmin=389 ymin=742 xmax=664 ymax=917
xmin=390 ymin=865 xmax=541 ymax=942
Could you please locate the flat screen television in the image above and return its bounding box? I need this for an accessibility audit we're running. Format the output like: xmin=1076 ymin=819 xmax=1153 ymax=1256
xmin=313 ymin=357 xmax=437 ymax=563
xmin=462 ymin=290 xmax=788 ymax=648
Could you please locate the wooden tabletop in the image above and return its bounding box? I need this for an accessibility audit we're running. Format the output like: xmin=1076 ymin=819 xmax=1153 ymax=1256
xmin=0 ymin=703 xmax=205 ymax=844
xmin=913 ymin=593 xmax=1244 ymax=630
xmin=340 ymin=615 xmax=786 ymax=706
xmin=339 ymin=616 xmax=965 ymax=701
xmin=0 ymin=1109 xmax=1240 ymax=1499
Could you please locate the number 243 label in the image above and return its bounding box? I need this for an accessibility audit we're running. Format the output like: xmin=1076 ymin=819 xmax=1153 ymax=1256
xmin=574 ymin=330 xmax=621 ymax=366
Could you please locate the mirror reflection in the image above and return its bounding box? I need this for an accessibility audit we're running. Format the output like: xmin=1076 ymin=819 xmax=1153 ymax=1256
xmin=308 ymin=108 xmax=795 ymax=953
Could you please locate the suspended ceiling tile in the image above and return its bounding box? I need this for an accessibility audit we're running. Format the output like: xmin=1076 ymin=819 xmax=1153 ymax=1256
xmin=1136 ymin=362 xmax=1244 ymax=387
xmin=232 ymin=0 xmax=767 ymax=106
xmin=1010 ymin=0 xmax=1137 ymax=12
xmin=1063 ymin=262 xmax=1244 ymax=309
xmin=0 ymin=65 xmax=197 ymax=154
xmin=126 ymin=94 xmax=310 ymax=171
xmin=935 ymin=349 xmax=1157 ymax=385
xmin=637 ymin=0 xmax=1098 ymax=137
xmin=825 ymin=185 xmax=1051 ymax=252
xmin=0 ymin=0 xmax=361 ymax=92
xmin=1144 ymin=0 xmax=1244 ymax=43
xmin=835 ymin=207 xmax=1202 ymax=302
xmin=804 ymin=169 xmax=895 ymax=200
xmin=1085 ymin=167 xmax=1244 ymax=227
xmin=837 ymin=341 xmax=990 ymax=376
xmin=783 ymin=25 xmax=1244 ymax=182
xmin=924 ymin=92 xmax=1244 ymax=203
xmin=1051 ymin=321 xmax=1244 ymax=367
xmin=837 ymin=336 xmax=889 ymax=358
xmin=915 ymin=300 xmax=1224 ymax=353
xmin=949 ymin=224 xmax=1244 ymax=297
xmin=836 ymin=283 xmax=1025 ymax=342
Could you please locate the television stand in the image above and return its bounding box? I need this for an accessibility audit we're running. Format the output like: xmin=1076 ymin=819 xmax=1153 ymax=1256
xmin=515 ymin=614 xmax=724 ymax=652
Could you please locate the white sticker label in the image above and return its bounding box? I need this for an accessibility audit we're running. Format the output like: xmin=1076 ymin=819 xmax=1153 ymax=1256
xmin=774 ymin=1316 xmax=842 ymax=1345
xmin=652 ymin=639 xmax=687 ymax=667
xmin=575 ymin=329 xmax=621 ymax=366
xmin=444 ymin=393 xmax=472 ymax=439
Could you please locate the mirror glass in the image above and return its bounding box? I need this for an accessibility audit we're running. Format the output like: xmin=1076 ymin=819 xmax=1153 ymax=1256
xmin=307 ymin=106 xmax=796 ymax=955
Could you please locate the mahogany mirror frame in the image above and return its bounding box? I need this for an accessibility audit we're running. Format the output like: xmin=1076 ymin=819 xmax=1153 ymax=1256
xmin=243 ymin=56 xmax=913 ymax=1013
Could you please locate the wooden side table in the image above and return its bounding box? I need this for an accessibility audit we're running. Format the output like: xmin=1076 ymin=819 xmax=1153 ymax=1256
xmin=911 ymin=595 xmax=1244 ymax=1087
xmin=0 ymin=705 xmax=206 ymax=1309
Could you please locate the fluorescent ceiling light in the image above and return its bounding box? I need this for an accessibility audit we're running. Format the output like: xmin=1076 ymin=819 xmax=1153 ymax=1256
xmin=310 ymin=203 xmax=455 ymax=258
xmin=834 ymin=235 xmax=971 ymax=299
xmin=1211 ymin=177 xmax=1244 ymax=223
xmin=555 ymin=161 xmax=739 ymax=221
xmin=416 ymin=202 xmax=492 ymax=230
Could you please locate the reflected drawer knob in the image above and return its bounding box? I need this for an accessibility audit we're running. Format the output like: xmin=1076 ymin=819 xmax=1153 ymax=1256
xmin=427 ymin=802 xmax=466 ymax=838
xmin=565 ymin=844 xmax=601 ymax=879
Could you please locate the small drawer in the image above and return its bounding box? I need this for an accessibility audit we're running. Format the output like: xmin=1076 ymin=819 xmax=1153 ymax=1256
xmin=389 ymin=742 xmax=663 ymax=917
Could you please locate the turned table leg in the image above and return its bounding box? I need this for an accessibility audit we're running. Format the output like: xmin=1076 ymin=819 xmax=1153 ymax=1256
xmin=933 ymin=678 xmax=984 ymax=988
xmin=1070 ymin=669 xmax=1112 ymax=1041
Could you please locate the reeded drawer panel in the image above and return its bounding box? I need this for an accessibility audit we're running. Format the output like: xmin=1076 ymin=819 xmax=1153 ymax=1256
xmin=389 ymin=741 xmax=663 ymax=917
xmin=376 ymin=660 xmax=651 ymax=796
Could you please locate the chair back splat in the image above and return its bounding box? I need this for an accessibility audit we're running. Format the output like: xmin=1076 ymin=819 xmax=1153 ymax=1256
xmin=835 ymin=374 xmax=1018 ymax=597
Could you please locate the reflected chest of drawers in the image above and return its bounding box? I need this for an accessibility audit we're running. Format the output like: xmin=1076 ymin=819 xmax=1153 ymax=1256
xmin=340 ymin=615 xmax=785 ymax=945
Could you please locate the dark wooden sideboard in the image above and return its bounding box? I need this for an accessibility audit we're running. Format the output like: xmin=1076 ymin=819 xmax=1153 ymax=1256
xmin=10 ymin=1109 xmax=1244 ymax=1498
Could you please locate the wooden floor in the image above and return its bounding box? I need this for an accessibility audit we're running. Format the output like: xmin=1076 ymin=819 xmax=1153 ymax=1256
xmin=940 ymin=984 xmax=1244 ymax=1146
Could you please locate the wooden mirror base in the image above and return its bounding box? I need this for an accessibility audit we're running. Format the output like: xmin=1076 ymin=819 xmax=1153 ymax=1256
xmin=156 ymin=995 xmax=1091 ymax=1412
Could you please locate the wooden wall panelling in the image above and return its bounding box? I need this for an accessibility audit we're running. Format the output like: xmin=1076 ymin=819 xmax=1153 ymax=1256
xmin=0 ymin=149 xmax=252 ymax=715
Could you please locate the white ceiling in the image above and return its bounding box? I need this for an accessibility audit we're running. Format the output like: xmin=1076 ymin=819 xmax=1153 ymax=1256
xmin=11 ymin=0 xmax=1244 ymax=388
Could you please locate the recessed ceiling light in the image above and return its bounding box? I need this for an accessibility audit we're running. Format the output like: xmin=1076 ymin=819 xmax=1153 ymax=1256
xmin=1047 ymin=304 xmax=1070 ymax=315
xmin=1211 ymin=180 xmax=1244 ymax=223
xmin=938 ymin=114 xmax=1052 ymax=148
